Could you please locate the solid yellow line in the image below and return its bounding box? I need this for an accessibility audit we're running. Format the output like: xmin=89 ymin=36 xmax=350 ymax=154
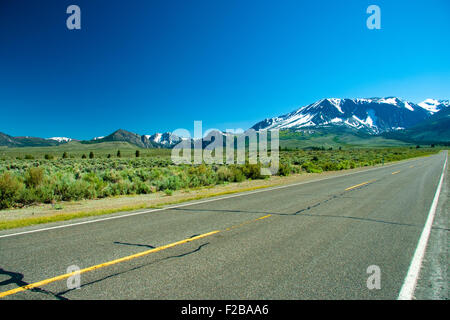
xmin=255 ymin=214 xmax=272 ymax=221
xmin=225 ymin=214 xmax=272 ymax=231
xmin=0 ymin=230 xmax=219 ymax=299
xmin=392 ymin=171 xmax=401 ymax=175
xmin=345 ymin=180 xmax=376 ymax=191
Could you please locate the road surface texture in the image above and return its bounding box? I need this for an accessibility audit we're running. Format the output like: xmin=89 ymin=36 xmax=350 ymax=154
xmin=0 ymin=151 xmax=447 ymax=300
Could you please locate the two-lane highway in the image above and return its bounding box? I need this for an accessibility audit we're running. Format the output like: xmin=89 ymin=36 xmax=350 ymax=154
xmin=0 ymin=151 xmax=447 ymax=299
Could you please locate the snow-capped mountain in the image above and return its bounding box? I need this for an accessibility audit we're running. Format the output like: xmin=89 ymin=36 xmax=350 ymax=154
xmin=417 ymin=99 xmax=450 ymax=113
xmin=47 ymin=137 xmax=73 ymax=143
xmin=251 ymin=97 xmax=449 ymax=134
xmin=145 ymin=132 xmax=182 ymax=147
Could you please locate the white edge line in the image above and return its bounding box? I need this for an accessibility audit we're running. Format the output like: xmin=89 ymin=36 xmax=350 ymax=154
xmin=397 ymin=151 xmax=447 ymax=300
xmin=0 ymin=155 xmax=432 ymax=239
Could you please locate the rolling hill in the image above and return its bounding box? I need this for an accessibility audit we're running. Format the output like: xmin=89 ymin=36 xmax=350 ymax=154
xmin=84 ymin=129 xmax=157 ymax=148
xmin=383 ymin=107 xmax=450 ymax=144
xmin=0 ymin=132 xmax=61 ymax=147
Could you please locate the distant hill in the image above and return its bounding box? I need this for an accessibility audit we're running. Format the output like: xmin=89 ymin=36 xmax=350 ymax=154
xmin=0 ymin=129 xmax=178 ymax=149
xmin=383 ymin=108 xmax=450 ymax=144
xmin=86 ymin=129 xmax=157 ymax=148
xmin=0 ymin=132 xmax=20 ymax=147
xmin=0 ymin=132 xmax=61 ymax=147
xmin=277 ymin=127 xmax=410 ymax=149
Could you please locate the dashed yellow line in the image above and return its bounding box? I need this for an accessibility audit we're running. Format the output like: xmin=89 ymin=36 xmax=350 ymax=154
xmin=392 ymin=171 xmax=401 ymax=175
xmin=345 ymin=180 xmax=376 ymax=191
xmin=409 ymin=165 xmax=414 ymax=168
xmin=0 ymin=230 xmax=219 ymax=298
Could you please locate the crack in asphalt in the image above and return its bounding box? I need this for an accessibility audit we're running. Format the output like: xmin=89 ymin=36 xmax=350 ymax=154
xmin=52 ymin=243 xmax=210 ymax=298
xmin=0 ymin=267 xmax=69 ymax=300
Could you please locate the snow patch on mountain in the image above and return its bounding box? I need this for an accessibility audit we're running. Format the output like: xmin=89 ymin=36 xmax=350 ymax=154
xmin=47 ymin=137 xmax=72 ymax=142
xmin=403 ymin=102 xmax=414 ymax=111
xmin=418 ymin=99 xmax=449 ymax=113
xmin=146 ymin=132 xmax=182 ymax=147
xmin=378 ymin=97 xmax=399 ymax=105
xmin=328 ymin=98 xmax=344 ymax=113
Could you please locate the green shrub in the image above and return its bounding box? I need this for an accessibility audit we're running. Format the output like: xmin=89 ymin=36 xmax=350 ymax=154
xmin=0 ymin=172 xmax=24 ymax=208
xmin=217 ymin=166 xmax=234 ymax=182
xmin=134 ymin=181 xmax=153 ymax=194
xmin=34 ymin=183 xmax=55 ymax=203
xmin=82 ymin=172 xmax=105 ymax=194
xmin=278 ymin=163 xmax=292 ymax=176
xmin=302 ymin=162 xmax=323 ymax=173
xmin=19 ymin=188 xmax=39 ymax=205
xmin=231 ymin=166 xmax=246 ymax=182
xmin=320 ymin=161 xmax=339 ymax=171
xmin=24 ymin=167 xmax=45 ymax=188
xmin=242 ymin=163 xmax=263 ymax=179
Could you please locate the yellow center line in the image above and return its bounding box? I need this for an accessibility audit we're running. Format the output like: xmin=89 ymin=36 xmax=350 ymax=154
xmin=392 ymin=171 xmax=400 ymax=175
xmin=0 ymin=213 xmax=274 ymax=299
xmin=345 ymin=179 xmax=376 ymax=191
xmin=409 ymin=165 xmax=414 ymax=168
xmin=0 ymin=230 xmax=219 ymax=299
xmin=225 ymin=214 xmax=272 ymax=231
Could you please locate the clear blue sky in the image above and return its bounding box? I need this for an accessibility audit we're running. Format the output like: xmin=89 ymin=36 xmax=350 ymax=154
xmin=0 ymin=0 xmax=449 ymax=139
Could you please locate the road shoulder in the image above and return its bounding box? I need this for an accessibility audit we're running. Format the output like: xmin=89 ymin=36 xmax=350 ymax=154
xmin=414 ymin=160 xmax=448 ymax=300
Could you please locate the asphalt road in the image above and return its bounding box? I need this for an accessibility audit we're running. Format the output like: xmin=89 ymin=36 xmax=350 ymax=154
xmin=0 ymin=151 xmax=447 ymax=300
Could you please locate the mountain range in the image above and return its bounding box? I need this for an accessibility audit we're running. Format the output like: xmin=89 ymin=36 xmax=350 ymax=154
xmin=251 ymin=97 xmax=449 ymax=134
xmin=1 ymin=97 xmax=449 ymax=148
xmin=0 ymin=129 xmax=182 ymax=149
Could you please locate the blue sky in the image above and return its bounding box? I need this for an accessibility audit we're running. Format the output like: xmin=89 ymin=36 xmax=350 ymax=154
xmin=0 ymin=0 xmax=449 ymax=139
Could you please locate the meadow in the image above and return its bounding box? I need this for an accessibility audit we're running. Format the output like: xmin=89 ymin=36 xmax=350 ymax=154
xmin=0 ymin=141 xmax=172 ymax=159
xmin=0 ymin=146 xmax=440 ymax=210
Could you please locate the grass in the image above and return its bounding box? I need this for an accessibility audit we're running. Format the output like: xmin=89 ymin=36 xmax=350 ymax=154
xmin=0 ymin=141 xmax=172 ymax=159
xmin=278 ymin=128 xmax=412 ymax=149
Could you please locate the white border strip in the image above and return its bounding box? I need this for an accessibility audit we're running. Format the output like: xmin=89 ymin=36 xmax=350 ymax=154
xmin=0 ymin=155 xmax=428 ymax=239
xmin=398 ymin=151 xmax=447 ymax=300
